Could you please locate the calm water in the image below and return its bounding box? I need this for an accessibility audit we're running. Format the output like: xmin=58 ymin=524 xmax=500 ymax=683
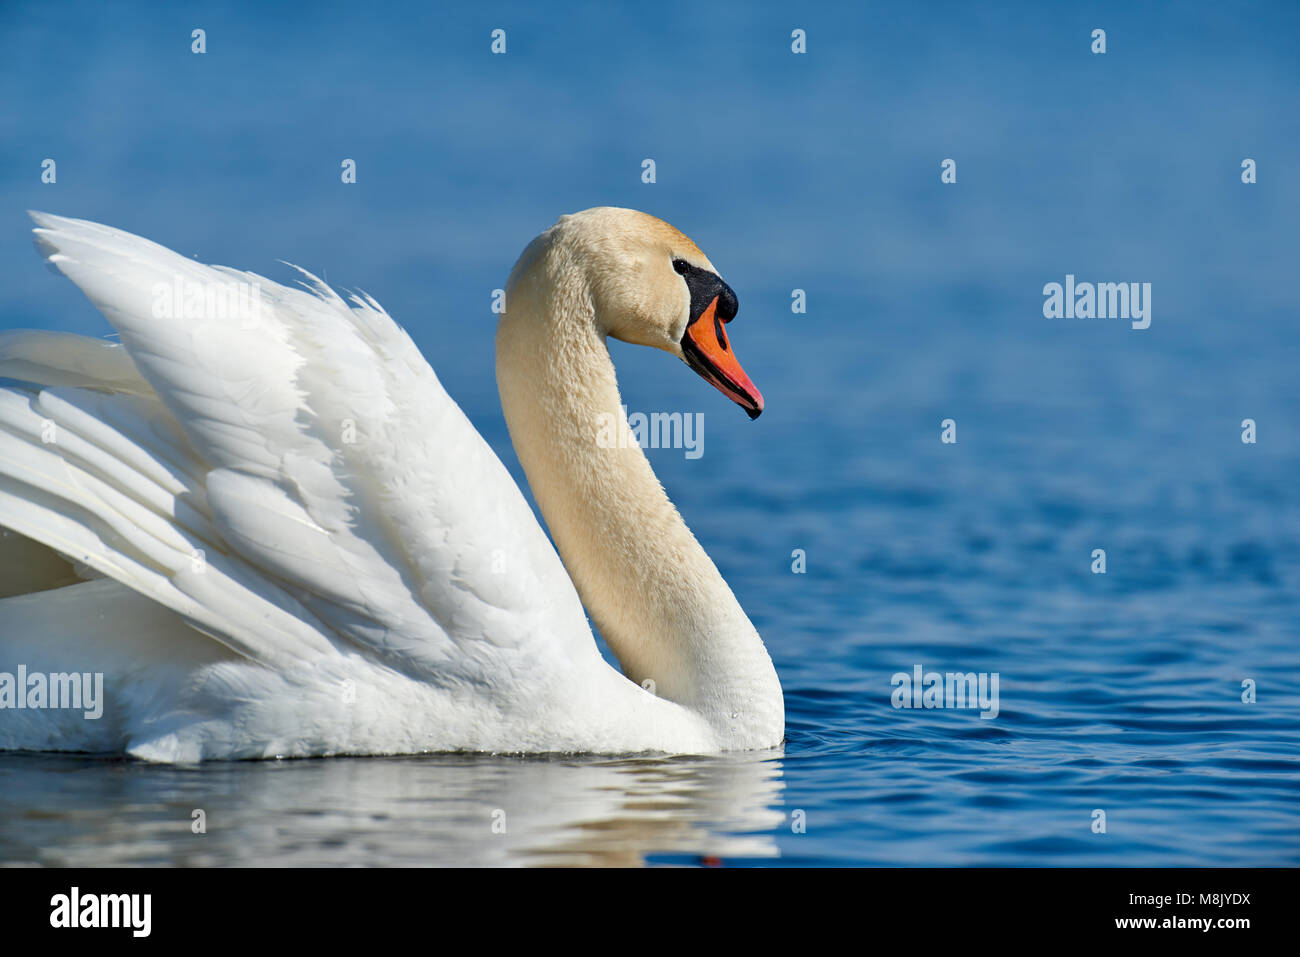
xmin=1 ymin=2 xmax=1298 ymax=865
xmin=2 ymin=314 xmax=1297 ymax=867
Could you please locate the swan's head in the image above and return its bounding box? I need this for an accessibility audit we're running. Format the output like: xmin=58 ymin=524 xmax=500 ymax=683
xmin=538 ymin=207 xmax=765 ymax=419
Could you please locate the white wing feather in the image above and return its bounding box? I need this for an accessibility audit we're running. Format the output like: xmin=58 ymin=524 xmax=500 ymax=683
xmin=3 ymin=213 xmax=597 ymax=707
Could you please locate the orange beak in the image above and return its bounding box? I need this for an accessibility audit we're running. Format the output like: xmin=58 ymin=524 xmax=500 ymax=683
xmin=682 ymin=296 xmax=764 ymax=419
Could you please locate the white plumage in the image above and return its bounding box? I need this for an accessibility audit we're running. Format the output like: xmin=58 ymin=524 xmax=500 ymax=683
xmin=0 ymin=210 xmax=783 ymax=760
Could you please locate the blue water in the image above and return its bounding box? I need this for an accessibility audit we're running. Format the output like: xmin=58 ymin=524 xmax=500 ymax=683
xmin=1 ymin=1 xmax=1298 ymax=865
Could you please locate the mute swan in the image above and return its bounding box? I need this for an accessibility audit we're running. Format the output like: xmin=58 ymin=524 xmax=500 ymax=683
xmin=0 ymin=208 xmax=783 ymax=761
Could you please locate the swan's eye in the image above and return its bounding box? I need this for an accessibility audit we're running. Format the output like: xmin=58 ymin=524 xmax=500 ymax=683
xmin=672 ymin=259 xmax=690 ymax=275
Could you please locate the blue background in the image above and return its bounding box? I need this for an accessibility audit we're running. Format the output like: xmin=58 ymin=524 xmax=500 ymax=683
xmin=0 ymin=1 xmax=1297 ymax=865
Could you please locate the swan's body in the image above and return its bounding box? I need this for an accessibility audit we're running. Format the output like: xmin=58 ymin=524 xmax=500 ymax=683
xmin=0 ymin=209 xmax=782 ymax=761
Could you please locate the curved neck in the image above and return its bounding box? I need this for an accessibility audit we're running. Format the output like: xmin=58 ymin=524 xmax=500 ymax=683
xmin=495 ymin=246 xmax=782 ymax=747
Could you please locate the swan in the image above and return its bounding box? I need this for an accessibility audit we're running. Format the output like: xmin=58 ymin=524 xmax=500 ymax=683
xmin=0 ymin=208 xmax=784 ymax=761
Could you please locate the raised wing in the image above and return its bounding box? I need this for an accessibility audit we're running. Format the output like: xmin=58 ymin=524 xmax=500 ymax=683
xmin=1 ymin=212 xmax=595 ymax=692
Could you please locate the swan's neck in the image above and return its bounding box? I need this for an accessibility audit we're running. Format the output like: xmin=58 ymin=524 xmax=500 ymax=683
xmin=496 ymin=256 xmax=783 ymax=748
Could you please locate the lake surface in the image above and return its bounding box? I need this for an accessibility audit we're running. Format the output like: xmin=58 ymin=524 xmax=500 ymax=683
xmin=1 ymin=1 xmax=1298 ymax=866
xmin=2 ymin=312 xmax=1297 ymax=867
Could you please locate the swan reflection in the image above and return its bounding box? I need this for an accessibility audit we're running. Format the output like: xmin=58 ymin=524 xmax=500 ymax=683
xmin=0 ymin=749 xmax=786 ymax=867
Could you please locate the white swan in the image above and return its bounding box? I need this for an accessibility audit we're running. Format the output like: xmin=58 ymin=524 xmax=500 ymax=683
xmin=0 ymin=208 xmax=783 ymax=761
